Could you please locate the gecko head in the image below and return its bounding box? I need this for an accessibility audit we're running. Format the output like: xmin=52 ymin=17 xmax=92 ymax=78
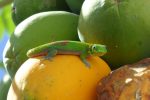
xmin=89 ymin=44 xmax=107 ymax=56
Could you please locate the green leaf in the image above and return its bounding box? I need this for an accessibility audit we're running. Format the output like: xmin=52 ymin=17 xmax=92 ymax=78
xmin=0 ymin=16 xmax=4 ymax=38
xmin=1 ymin=4 xmax=15 ymax=34
xmin=0 ymin=4 xmax=15 ymax=37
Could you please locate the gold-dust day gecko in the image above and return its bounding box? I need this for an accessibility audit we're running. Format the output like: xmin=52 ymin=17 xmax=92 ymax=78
xmin=27 ymin=40 xmax=107 ymax=67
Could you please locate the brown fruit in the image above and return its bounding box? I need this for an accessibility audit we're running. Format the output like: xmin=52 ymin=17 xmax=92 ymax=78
xmin=97 ymin=58 xmax=150 ymax=100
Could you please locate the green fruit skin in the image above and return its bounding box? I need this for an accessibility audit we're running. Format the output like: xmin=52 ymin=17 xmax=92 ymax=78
xmin=3 ymin=11 xmax=79 ymax=78
xmin=66 ymin=0 xmax=84 ymax=14
xmin=0 ymin=72 xmax=11 ymax=100
xmin=12 ymin=0 xmax=71 ymax=25
xmin=78 ymin=0 xmax=150 ymax=69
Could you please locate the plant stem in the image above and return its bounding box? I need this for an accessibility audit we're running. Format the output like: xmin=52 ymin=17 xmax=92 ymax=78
xmin=0 ymin=61 xmax=4 ymax=68
xmin=0 ymin=0 xmax=13 ymax=8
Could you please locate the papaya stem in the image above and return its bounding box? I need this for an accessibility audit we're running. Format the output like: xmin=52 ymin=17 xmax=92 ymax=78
xmin=0 ymin=0 xmax=13 ymax=8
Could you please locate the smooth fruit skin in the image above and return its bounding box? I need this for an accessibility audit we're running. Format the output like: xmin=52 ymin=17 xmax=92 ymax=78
xmin=3 ymin=11 xmax=79 ymax=78
xmin=66 ymin=0 xmax=84 ymax=14
xmin=78 ymin=0 xmax=150 ymax=69
xmin=7 ymin=55 xmax=111 ymax=100
xmin=12 ymin=0 xmax=70 ymax=25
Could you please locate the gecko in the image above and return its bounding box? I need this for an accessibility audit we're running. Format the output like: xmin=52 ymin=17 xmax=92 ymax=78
xmin=27 ymin=40 xmax=107 ymax=67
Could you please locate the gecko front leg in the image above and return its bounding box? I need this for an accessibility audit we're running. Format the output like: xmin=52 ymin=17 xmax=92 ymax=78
xmin=80 ymin=54 xmax=91 ymax=68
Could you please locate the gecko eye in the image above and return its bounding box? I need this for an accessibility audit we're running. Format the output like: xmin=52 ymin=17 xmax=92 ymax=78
xmin=92 ymin=45 xmax=97 ymax=51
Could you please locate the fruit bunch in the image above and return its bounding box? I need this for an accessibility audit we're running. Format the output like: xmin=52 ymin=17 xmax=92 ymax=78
xmin=2 ymin=0 xmax=110 ymax=100
xmin=1 ymin=0 xmax=150 ymax=99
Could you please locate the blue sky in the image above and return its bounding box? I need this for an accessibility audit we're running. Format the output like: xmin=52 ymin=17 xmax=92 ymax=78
xmin=0 ymin=33 xmax=9 ymax=80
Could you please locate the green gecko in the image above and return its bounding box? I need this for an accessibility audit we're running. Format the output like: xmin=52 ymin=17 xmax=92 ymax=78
xmin=27 ymin=40 xmax=107 ymax=67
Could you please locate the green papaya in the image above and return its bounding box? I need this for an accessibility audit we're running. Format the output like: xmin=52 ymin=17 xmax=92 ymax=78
xmin=3 ymin=11 xmax=79 ymax=78
xmin=66 ymin=0 xmax=84 ymax=14
xmin=12 ymin=0 xmax=70 ymax=25
xmin=0 ymin=71 xmax=11 ymax=100
xmin=78 ymin=0 xmax=150 ymax=69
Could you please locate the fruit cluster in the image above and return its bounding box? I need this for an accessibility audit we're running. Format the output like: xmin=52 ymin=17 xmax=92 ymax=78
xmin=1 ymin=0 xmax=150 ymax=100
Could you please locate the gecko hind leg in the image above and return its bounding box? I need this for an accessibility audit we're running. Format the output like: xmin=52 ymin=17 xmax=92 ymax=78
xmin=42 ymin=49 xmax=57 ymax=61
